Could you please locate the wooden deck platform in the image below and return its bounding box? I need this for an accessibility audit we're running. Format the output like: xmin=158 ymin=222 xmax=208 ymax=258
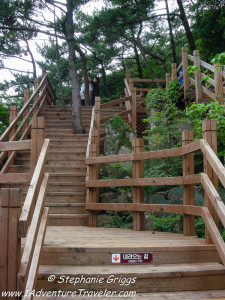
xmin=42 ymin=226 xmax=206 ymax=247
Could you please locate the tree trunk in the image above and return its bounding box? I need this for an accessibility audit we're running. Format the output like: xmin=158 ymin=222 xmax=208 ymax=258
xmin=65 ymin=0 xmax=83 ymax=133
xmin=133 ymin=44 xmax=143 ymax=78
xmin=54 ymin=5 xmax=64 ymax=111
xmin=165 ymin=0 xmax=177 ymax=64
xmin=176 ymin=0 xmax=196 ymax=53
xmin=140 ymin=50 xmax=161 ymax=88
xmin=101 ymin=63 xmax=112 ymax=99
xmin=74 ymin=45 xmax=91 ymax=106
xmin=24 ymin=39 xmax=37 ymax=78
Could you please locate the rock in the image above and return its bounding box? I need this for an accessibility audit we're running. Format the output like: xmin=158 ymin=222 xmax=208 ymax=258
xmin=97 ymin=215 xmax=114 ymax=227
xmin=145 ymin=193 xmax=166 ymax=204
xmin=167 ymin=186 xmax=204 ymax=206
xmin=100 ymin=191 xmax=131 ymax=203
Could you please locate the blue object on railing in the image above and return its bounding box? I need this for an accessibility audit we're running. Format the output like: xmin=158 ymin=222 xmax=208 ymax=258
xmin=178 ymin=69 xmax=184 ymax=84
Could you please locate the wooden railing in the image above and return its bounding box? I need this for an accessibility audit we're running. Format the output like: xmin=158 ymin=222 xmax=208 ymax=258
xmin=0 ymin=138 xmax=50 ymax=298
xmin=0 ymin=70 xmax=55 ymax=174
xmin=170 ymin=46 xmax=225 ymax=104
xmin=86 ymin=119 xmax=225 ymax=265
xmin=124 ymin=70 xmax=166 ymax=131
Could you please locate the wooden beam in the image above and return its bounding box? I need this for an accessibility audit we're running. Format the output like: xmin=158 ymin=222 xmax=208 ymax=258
xmin=19 ymin=139 xmax=50 ymax=238
xmin=101 ymin=96 xmax=131 ymax=109
xmin=0 ymin=173 xmax=31 ymax=183
xmin=100 ymin=109 xmax=132 ymax=124
xmin=0 ymin=140 xmax=31 ymax=152
xmin=86 ymin=141 xmax=201 ymax=165
xmin=201 ymin=207 xmax=225 ymax=266
xmin=0 ymin=189 xmax=22 ymax=298
xmin=86 ymin=174 xmax=201 ymax=188
xmin=182 ymin=131 xmax=195 ymax=236
xmin=182 ymin=46 xmax=190 ymax=99
xmin=23 ymin=207 xmax=49 ymax=299
xmin=18 ymin=174 xmax=49 ymax=292
xmin=129 ymin=79 xmax=166 ymax=83
xmin=132 ymin=139 xmax=144 ymax=231
xmin=86 ymin=203 xmax=202 ymax=216
xmin=0 ymin=74 xmax=47 ymax=143
xmin=193 ymin=50 xmax=203 ymax=102
xmin=201 ymin=173 xmax=225 ymax=228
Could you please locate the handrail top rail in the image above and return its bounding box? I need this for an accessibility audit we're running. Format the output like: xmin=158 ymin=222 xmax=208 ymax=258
xmin=129 ymin=78 xmax=166 ymax=83
xmin=86 ymin=106 xmax=95 ymax=159
xmin=0 ymin=73 xmax=48 ymax=142
xmin=100 ymin=96 xmax=131 ymax=109
xmin=86 ymin=140 xmax=201 ymax=165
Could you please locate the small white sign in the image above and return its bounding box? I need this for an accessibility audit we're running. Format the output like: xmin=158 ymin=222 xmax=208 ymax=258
xmin=112 ymin=253 xmax=121 ymax=263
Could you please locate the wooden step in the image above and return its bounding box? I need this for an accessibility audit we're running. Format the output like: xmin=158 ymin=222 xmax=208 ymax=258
xmin=7 ymin=165 xmax=30 ymax=172
xmin=36 ymin=262 xmax=225 ymax=292
xmin=45 ymin=165 xmax=86 ymax=173
xmin=46 ymin=160 xmax=86 ymax=167
xmin=47 ymin=182 xmax=85 ymax=192
xmin=48 ymin=213 xmax=88 ymax=226
xmin=49 ymin=141 xmax=87 ymax=147
xmin=45 ymin=203 xmax=86 ymax=214
xmin=49 ymin=146 xmax=87 ymax=152
xmin=46 ymin=192 xmax=85 ymax=203
xmin=49 ymin=174 xmax=86 ymax=183
xmin=39 ymin=244 xmax=220 ymax=266
xmin=48 ymin=152 xmax=85 ymax=160
xmin=33 ymin=290 xmax=225 ymax=300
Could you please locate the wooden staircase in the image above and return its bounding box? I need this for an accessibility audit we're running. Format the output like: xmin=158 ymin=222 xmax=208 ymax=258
xmin=37 ymin=104 xmax=125 ymax=226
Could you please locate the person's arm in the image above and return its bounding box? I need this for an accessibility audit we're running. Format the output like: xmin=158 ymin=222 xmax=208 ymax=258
xmin=87 ymin=73 xmax=92 ymax=82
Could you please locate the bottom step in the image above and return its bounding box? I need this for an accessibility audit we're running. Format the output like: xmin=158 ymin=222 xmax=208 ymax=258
xmin=48 ymin=214 xmax=88 ymax=226
xmin=33 ymin=290 xmax=225 ymax=300
xmin=36 ymin=262 xmax=225 ymax=293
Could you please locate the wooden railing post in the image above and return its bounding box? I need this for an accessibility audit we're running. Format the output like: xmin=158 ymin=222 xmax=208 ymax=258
xmin=23 ymin=89 xmax=30 ymax=138
xmin=202 ymin=119 xmax=219 ymax=243
xmin=132 ymin=87 xmax=137 ymax=132
xmin=132 ymin=138 xmax=144 ymax=231
xmin=88 ymin=144 xmax=98 ymax=227
xmin=182 ymin=46 xmax=190 ymax=99
xmin=8 ymin=105 xmax=17 ymax=164
xmin=95 ymin=97 xmax=101 ymax=156
xmin=193 ymin=50 xmax=203 ymax=103
xmin=182 ymin=131 xmax=195 ymax=236
xmin=172 ymin=63 xmax=177 ymax=80
xmin=34 ymin=78 xmax=40 ymax=115
xmin=31 ymin=117 xmax=45 ymax=174
xmin=9 ymin=105 xmax=17 ymax=140
xmin=0 ymin=189 xmax=22 ymax=297
xmin=214 ymin=63 xmax=224 ymax=104
xmin=166 ymin=73 xmax=171 ymax=88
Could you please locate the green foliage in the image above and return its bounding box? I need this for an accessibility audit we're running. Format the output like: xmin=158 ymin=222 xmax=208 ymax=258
xmin=186 ymin=102 xmax=225 ymax=158
xmin=151 ymin=214 xmax=183 ymax=233
xmin=106 ymin=115 xmax=134 ymax=150
xmin=144 ymin=80 xmax=188 ymax=151
xmin=104 ymin=211 xmax=133 ymax=229
xmin=211 ymin=52 xmax=225 ymax=66
xmin=166 ymin=80 xmax=181 ymax=104
xmin=187 ymin=65 xmax=201 ymax=75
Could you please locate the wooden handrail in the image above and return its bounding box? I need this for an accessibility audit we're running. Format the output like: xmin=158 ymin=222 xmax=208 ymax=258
xmin=101 ymin=96 xmax=131 ymax=109
xmin=0 ymin=140 xmax=31 ymax=151
xmin=130 ymin=78 xmax=166 ymax=83
xmin=23 ymin=207 xmax=49 ymax=299
xmin=86 ymin=174 xmax=201 ymax=188
xmin=200 ymin=139 xmax=225 ymax=188
xmin=17 ymin=174 xmax=49 ymax=291
xmin=86 ymin=107 xmax=95 ymax=159
xmin=86 ymin=140 xmax=201 ymax=165
xmin=86 ymin=203 xmax=202 ymax=216
xmin=18 ymin=139 xmax=50 ymax=238
xmin=0 ymin=74 xmax=47 ymax=143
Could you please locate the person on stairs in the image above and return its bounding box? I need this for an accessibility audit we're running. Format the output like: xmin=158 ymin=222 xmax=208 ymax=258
xmin=80 ymin=77 xmax=92 ymax=106
xmin=87 ymin=73 xmax=100 ymax=106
